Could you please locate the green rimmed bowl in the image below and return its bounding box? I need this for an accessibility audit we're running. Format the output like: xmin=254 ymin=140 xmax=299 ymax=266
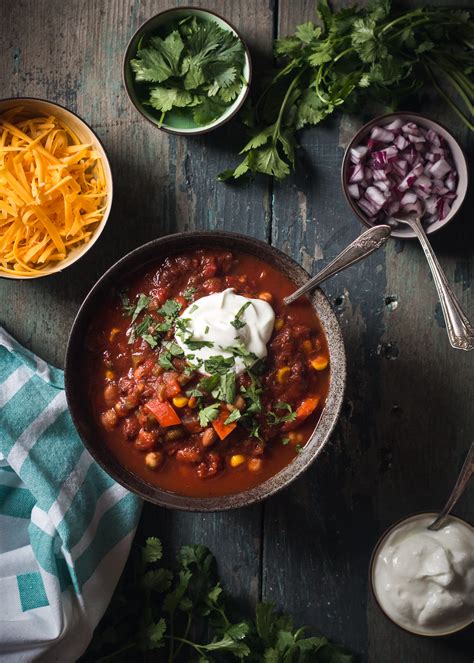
xmin=123 ymin=7 xmax=252 ymax=135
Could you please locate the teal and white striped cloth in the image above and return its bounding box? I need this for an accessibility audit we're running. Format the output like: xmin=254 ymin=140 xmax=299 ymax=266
xmin=0 ymin=327 xmax=142 ymax=662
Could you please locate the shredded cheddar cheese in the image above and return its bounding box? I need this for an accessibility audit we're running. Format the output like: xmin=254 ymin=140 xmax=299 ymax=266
xmin=0 ymin=106 xmax=107 ymax=276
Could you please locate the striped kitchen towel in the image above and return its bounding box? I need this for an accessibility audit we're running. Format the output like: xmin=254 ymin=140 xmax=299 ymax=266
xmin=0 ymin=327 xmax=142 ymax=662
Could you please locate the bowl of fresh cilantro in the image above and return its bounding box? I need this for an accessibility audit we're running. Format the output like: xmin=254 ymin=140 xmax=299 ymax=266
xmin=123 ymin=7 xmax=251 ymax=135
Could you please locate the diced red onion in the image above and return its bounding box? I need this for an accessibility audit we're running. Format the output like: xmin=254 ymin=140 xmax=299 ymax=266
xmin=372 ymin=146 xmax=398 ymax=166
xmin=347 ymin=117 xmax=458 ymax=227
xmin=398 ymin=164 xmax=424 ymax=191
xmin=400 ymin=191 xmax=417 ymax=205
xmin=371 ymin=126 xmax=395 ymax=143
xmin=349 ymin=163 xmax=365 ymax=183
xmin=385 ymin=118 xmax=404 ymax=131
xmin=429 ymin=158 xmax=451 ymax=179
xmin=366 ymin=186 xmax=387 ymax=209
xmin=414 ymin=175 xmax=432 ymax=192
xmin=348 ymin=184 xmax=360 ymax=199
xmin=402 ymin=122 xmax=419 ymax=135
xmin=350 ymin=145 xmax=368 ymax=163
xmin=394 ymin=135 xmax=409 ymax=151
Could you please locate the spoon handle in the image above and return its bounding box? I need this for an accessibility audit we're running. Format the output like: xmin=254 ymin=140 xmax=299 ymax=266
xmin=283 ymin=225 xmax=391 ymax=306
xmin=428 ymin=442 xmax=474 ymax=531
xmin=408 ymin=217 xmax=474 ymax=351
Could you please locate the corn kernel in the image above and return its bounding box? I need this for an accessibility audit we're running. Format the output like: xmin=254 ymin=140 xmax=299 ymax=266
xmin=172 ymin=396 xmax=189 ymax=408
xmin=276 ymin=366 xmax=291 ymax=384
xmin=310 ymin=355 xmax=329 ymax=371
xmin=105 ymin=370 xmax=115 ymax=381
xmin=274 ymin=318 xmax=284 ymax=331
xmin=258 ymin=292 xmax=273 ymax=303
xmin=109 ymin=328 xmax=120 ymax=342
xmin=230 ymin=454 xmax=246 ymax=468
xmin=302 ymin=339 xmax=312 ymax=354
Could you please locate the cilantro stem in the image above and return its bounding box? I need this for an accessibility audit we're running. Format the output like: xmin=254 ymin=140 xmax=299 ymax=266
xmin=379 ymin=9 xmax=425 ymax=34
xmin=165 ymin=635 xmax=204 ymax=655
xmin=424 ymin=64 xmax=474 ymax=131
xmin=172 ymin=612 xmax=192 ymax=660
xmin=272 ymin=67 xmax=307 ymax=142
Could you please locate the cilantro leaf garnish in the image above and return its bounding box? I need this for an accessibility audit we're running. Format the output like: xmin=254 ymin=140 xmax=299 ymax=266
xmin=204 ymin=355 xmax=235 ymax=375
xmin=224 ymin=408 xmax=241 ymax=425
xmin=185 ymin=339 xmax=214 ymax=350
xmin=198 ymin=403 xmax=220 ymax=427
xmin=157 ymin=299 xmax=182 ymax=320
xmin=267 ymin=402 xmax=297 ymax=425
xmin=183 ymin=286 xmax=197 ymax=301
xmin=231 ymin=300 xmax=251 ymax=330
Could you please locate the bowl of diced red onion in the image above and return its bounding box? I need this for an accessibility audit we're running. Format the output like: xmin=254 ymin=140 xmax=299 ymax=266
xmin=341 ymin=113 xmax=468 ymax=239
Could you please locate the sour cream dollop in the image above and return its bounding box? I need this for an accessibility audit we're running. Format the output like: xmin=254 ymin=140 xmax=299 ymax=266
xmin=372 ymin=514 xmax=474 ymax=635
xmin=175 ymin=288 xmax=275 ymax=374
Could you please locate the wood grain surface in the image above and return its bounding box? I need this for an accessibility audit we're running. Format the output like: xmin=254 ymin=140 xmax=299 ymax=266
xmin=1 ymin=1 xmax=473 ymax=661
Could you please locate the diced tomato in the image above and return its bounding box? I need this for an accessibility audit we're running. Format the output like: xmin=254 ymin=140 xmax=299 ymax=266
xmin=212 ymin=408 xmax=237 ymax=440
xmin=162 ymin=372 xmax=182 ymax=398
xmin=202 ymin=257 xmax=217 ymax=278
xmin=145 ymin=399 xmax=181 ymax=427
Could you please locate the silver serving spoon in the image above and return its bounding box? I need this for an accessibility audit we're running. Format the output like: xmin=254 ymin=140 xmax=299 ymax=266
xmin=394 ymin=214 xmax=474 ymax=351
xmin=284 ymin=225 xmax=391 ymax=306
xmin=428 ymin=442 xmax=474 ymax=531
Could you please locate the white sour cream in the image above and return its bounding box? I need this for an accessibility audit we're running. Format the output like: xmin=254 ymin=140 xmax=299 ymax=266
xmin=372 ymin=514 xmax=474 ymax=635
xmin=175 ymin=288 xmax=275 ymax=374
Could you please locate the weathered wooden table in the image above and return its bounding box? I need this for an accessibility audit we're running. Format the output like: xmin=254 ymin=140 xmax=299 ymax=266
xmin=2 ymin=1 xmax=473 ymax=660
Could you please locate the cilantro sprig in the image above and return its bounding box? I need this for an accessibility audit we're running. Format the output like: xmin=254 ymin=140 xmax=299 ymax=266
xmin=131 ymin=16 xmax=247 ymax=127
xmin=220 ymin=0 xmax=474 ymax=181
xmin=82 ymin=537 xmax=354 ymax=662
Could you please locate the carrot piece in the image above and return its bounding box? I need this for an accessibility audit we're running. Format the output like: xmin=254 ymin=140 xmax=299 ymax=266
xmin=145 ymin=399 xmax=181 ymax=427
xmin=212 ymin=409 xmax=237 ymax=440
xmin=282 ymin=396 xmax=320 ymax=432
xmin=296 ymin=396 xmax=319 ymax=420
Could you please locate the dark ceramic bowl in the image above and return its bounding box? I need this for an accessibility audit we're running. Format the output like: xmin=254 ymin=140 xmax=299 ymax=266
xmin=341 ymin=112 xmax=468 ymax=240
xmin=123 ymin=7 xmax=251 ymax=136
xmin=65 ymin=232 xmax=346 ymax=511
xmin=369 ymin=511 xmax=474 ymax=637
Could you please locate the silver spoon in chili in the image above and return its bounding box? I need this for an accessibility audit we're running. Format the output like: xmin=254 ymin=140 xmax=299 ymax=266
xmin=394 ymin=213 xmax=474 ymax=351
xmin=284 ymin=224 xmax=391 ymax=306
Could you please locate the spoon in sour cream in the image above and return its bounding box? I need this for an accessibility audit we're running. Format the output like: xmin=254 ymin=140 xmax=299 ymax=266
xmin=428 ymin=441 xmax=474 ymax=531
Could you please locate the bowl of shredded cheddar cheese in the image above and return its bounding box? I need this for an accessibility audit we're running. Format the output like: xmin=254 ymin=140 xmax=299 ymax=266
xmin=0 ymin=97 xmax=112 ymax=279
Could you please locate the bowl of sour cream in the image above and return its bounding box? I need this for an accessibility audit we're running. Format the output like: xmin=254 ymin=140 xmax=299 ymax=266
xmin=370 ymin=512 xmax=474 ymax=636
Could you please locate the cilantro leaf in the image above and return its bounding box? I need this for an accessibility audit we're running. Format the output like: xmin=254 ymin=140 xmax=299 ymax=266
xmin=138 ymin=618 xmax=166 ymax=651
xmin=198 ymin=403 xmax=220 ymax=427
xmin=204 ymin=355 xmax=235 ymax=375
xmin=131 ymin=30 xmax=184 ymax=83
xmin=141 ymin=568 xmax=173 ymax=593
xmin=231 ymin=300 xmax=251 ymax=329
xmin=183 ymin=286 xmax=197 ymax=301
xmin=142 ymin=536 xmax=163 ymax=564
xmin=224 ymin=408 xmax=241 ymax=425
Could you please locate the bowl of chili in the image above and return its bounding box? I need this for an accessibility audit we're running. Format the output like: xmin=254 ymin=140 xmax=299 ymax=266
xmin=65 ymin=232 xmax=346 ymax=510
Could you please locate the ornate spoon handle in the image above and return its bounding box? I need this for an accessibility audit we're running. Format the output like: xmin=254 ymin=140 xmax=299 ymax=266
xmin=428 ymin=442 xmax=474 ymax=531
xmin=400 ymin=216 xmax=474 ymax=351
xmin=284 ymin=225 xmax=391 ymax=305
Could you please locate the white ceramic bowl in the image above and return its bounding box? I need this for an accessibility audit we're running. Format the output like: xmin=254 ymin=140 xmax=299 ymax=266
xmin=0 ymin=97 xmax=113 ymax=279
xmin=369 ymin=512 xmax=474 ymax=636
xmin=341 ymin=112 xmax=468 ymax=239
